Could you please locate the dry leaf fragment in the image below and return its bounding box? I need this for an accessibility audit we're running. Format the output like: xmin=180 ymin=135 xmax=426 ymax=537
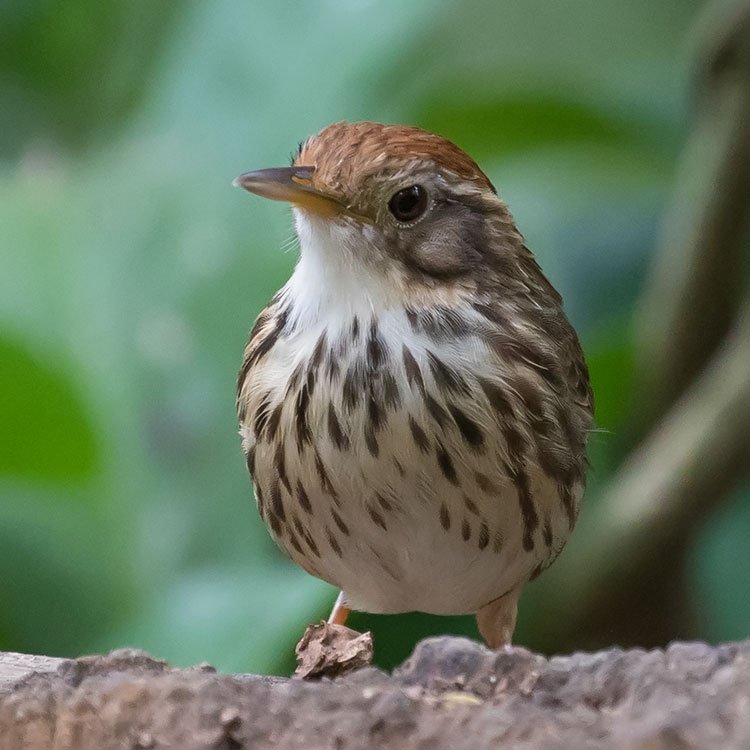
xmin=294 ymin=622 xmax=374 ymax=679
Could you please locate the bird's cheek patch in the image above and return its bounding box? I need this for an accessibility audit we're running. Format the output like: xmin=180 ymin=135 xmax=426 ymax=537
xmin=406 ymin=213 xmax=484 ymax=279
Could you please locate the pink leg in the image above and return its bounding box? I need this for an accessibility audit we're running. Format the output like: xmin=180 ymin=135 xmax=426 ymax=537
xmin=475 ymin=583 xmax=523 ymax=649
xmin=327 ymin=591 xmax=351 ymax=626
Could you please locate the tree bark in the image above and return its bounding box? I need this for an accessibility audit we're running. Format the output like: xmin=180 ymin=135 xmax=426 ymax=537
xmin=3 ymin=639 xmax=750 ymax=750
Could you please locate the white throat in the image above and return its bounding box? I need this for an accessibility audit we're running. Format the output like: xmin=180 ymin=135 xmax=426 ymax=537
xmin=284 ymin=210 xmax=400 ymax=334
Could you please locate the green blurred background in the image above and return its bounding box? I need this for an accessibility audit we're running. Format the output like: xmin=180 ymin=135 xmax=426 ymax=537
xmin=1 ymin=0 xmax=748 ymax=676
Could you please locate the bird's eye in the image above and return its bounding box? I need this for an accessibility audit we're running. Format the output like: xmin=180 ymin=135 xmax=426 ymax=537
xmin=388 ymin=185 xmax=428 ymax=223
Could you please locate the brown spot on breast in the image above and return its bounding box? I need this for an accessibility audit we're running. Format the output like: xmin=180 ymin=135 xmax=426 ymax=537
xmin=244 ymin=307 xmax=271 ymax=350
xmin=480 ymin=379 xmax=514 ymax=419
xmin=285 ymin=361 xmax=305 ymax=395
xmin=326 ymin=528 xmax=343 ymax=557
xmin=474 ymin=472 xmax=495 ymax=495
xmin=255 ymin=484 xmax=265 ymax=520
xmin=327 ymin=402 xmax=350 ymax=451
xmin=288 ymin=532 xmax=304 ymax=556
xmin=292 ymin=514 xmax=305 ymax=538
xmin=274 ymin=442 xmax=291 ymax=493
xmin=504 ymin=425 xmax=527 ymax=469
xmin=382 ymin=371 xmax=401 ymax=410
xmin=375 ymin=493 xmax=393 ymax=512
xmin=471 ymin=301 xmax=507 ymax=326
xmin=408 ymin=415 xmax=430 ymax=453
xmin=436 ymin=442 xmax=459 ymax=485
xmin=492 ymin=530 xmax=503 ymax=553
xmin=270 ymin=481 xmax=285 ymax=522
xmin=326 ymin=350 xmax=340 ymax=381
xmin=266 ymin=402 xmax=284 ymax=443
xmin=478 ymin=522 xmax=490 ymax=550
xmin=343 ymin=362 xmax=365 ymax=411
xmin=463 ymin=494 xmax=480 ymax=516
xmin=245 ymin=445 xmax=255 ymax=478
xmin=501 ymin=426 xmax=539 ymax=551
xmin=366 ymin=319 xmax=386 ymax=369
xmin=488 ymin=334 xmax=565 ymax=393
xmin=268 ymin=513 xmax=282 ymax=537
xmin=439 ymin=502 xmax=451 ymax=531
xmin=504 ymin=459 xmax=538 ymax=552
xmin=295 ymin=384 xmax=312 ymax=449
xmin=507 ymin=371 xmax=543 ymax=419
xmin=416 ymin=306 xmax=473 ymax=341
xmin=405 ymin=307 xmax=419 ymax=330
xmin=310 ymin=330 xmax=327 ymax=370
xmin=461 ymin=518 xmax=471 ymax=541
xmin=314 ymin=452 xmax=339 ymax=502
xmin=402 ymin=346 xmax=425 ymax=394
xmin=367 ymin=393 xmax=385 ymax=431
xmin=543 ymin=516 xmax=554 ymax=548
xmin=253 ymin=391 xmax=273 ymax=438
xmin=305 ymin=368 xmax=316 ymax=397
xmin=427 ymin=352 xmax=469 ymax=395
xmin=331 ymin=508 xmax=350 ymax=536
xmin=296 ymin=480 xmax=312 ymax=513
xmin=237 ymin=305 xmax=289 ymax=397
xmin=560 ymin=483 xmax=577 ymax=530
xmin=448 ymin=404 xmax=484 ymax=450
xmin=364 ymin=426 xmax=379 ymax=457
xmin=367 ymin=504 xmax=388 ymax=531
xmin=304 ymin=530 xmax=321 ymax=557
xmin=424 ymin=393 xmax=449 ymax=428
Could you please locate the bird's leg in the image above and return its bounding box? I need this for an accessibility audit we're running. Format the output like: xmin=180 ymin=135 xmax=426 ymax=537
xmin=476 ymin=583 xmax=524 ymax=650
xmin=327 ymin=590 xmax=351 ymax=626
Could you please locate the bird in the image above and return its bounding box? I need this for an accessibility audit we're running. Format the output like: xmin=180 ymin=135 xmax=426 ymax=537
xmin=234 ymin=121 xmax=593 ymax=649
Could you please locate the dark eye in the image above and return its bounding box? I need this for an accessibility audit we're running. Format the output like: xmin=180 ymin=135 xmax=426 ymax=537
xmin=388 ymin=185 xmax=428 ymax=222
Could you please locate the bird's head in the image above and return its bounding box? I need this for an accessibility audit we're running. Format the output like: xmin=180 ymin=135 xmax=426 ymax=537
xmin=235 ymin=122 xmax=534 ymax=301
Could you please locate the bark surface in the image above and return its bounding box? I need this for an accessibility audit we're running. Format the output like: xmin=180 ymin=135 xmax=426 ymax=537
xmin=2 ymin=637 xmax=750 ymax=749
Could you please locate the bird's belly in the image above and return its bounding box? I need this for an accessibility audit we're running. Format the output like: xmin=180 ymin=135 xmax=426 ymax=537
xmin=241 ymin=308 xmax=583 ymax=615
xmin=250 ymin=380 xmax=573 ymax=616
xmin=253 ymin=418 xmax=567 ymax=614
xmin=311 ymin=454 xmax=539 ymax=615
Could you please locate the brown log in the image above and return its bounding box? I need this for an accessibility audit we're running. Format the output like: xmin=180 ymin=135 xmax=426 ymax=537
xmin=2 ymin=638 xmax=750 ymax=749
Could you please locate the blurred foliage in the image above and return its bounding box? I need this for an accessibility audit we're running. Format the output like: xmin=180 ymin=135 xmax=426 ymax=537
xmin=1 ymin=0 xmax=748 ymax=676
xmin=0 ymin=0 xmax=178 ymax=154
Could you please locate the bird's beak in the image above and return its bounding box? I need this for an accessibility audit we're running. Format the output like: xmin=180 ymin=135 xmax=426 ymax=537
xmin=233 ymin=166 xmax=342 ymax=217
